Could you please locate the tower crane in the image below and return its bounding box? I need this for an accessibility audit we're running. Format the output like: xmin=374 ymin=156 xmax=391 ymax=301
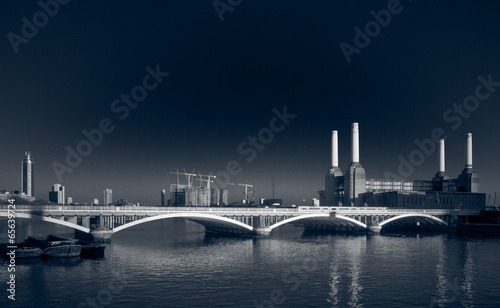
xmin=195 ymin=174 xmax=217 ymax=190
xmin=229 ymin=183 xmax=253 ymax=204
xmin=248 ymin=190 xmax=256 ymax=205
xmin=169 ymin=170 xmax=197 ymax=186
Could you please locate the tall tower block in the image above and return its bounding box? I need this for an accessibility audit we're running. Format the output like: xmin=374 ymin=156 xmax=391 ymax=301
xmin=344 ymin=123 xmax=366 ymax=206
xmin=22 ymin=151 xmax=35 ymax=197
xmin=161 ymin=189 xmax=166 ymax=206
xmin=103 ymin=188 xmax=113 ymax=206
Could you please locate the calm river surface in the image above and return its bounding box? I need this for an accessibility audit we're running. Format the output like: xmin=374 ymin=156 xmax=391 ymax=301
xmin=1 ymin=218 xmax=500 ymax=307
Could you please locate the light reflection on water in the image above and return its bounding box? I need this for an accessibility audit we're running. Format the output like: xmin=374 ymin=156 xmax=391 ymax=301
xmin=1 ymin=218 xmax=500 ymax=307
xmin=434 ymin=238 xmax=449 ymax=307
xmin=327 ymin=261 xmax=340 ymax=307
xmin=458 ymin=241 xmax=473 ymax=308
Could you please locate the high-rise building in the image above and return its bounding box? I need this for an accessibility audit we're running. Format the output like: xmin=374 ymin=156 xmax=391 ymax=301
xmin=67 ymin=197 xmax=73 ymax=205
xmin=93 ymin=198 xmax=99 ymax=206
xmin=49 ymin=184 xmax=65 ymax=204
xmin=161 ymin=189 xmax=166 ymax=206
xmin=21 ymin=151 xmax=35 ymax=197
xmin=170 ymin=184 xmax=186 ymax=206
xmin=220 ymin=189 xmax=228 ymax=206
xmin=210 ymin=188 xmax=220 ymax=206
xmin=103 ymin=188 xmax=112 ymax=206
xmin=197 ymin=187 xmax=210 ymax=206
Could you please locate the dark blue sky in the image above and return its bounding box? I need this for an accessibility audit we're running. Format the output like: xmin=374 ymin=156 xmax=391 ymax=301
xmin=1 ymin=0 xmax=500 ymax=205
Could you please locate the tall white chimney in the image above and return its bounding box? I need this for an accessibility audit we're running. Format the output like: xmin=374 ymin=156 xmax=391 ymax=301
xmin=332 ymin=130 xmax=339 ymax=167
xmin=351 ymin=123 xmax=359 ymax=163
xmin=466 ymin=133 xmax=473 ymax=168
xmin=439 ymin=139 xmax=445 ymax=173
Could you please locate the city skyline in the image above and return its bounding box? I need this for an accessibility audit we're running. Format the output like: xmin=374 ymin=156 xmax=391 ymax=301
xmin=1 ymin=1 xmax=500 ymax=205
xmin=2 ymin=2 xmax=500 ymax=308
xmin=1 ymin=123 xmax=497 ymax=206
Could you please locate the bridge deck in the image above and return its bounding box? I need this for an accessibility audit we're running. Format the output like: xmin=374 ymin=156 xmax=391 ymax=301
xmin=0 ymin=205 xmax=481 ymax=239
xmin=1 ymin=205 xmax=479 ymax=216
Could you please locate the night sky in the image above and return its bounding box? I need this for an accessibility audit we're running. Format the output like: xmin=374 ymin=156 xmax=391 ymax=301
xmin=1 ymin=0 xmax=500 ymax=205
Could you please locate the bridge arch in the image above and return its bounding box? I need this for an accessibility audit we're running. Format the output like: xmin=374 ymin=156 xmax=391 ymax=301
xmin=379 ymin=213 xmax=448 ymax=228
xmin=112 ymin=213 xmax=254 ymax=233
xmin=269 ymin=214 xmax=368 ymax=231
xmin=0 ymin=212 xmax=90 ymax=233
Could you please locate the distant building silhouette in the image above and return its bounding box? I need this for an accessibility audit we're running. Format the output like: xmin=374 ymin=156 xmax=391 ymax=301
xmin=115 ymin=199 xmax=128 ymax=206
xmin=220 ymin=189 xmax=228 ymax=206
xmin=49 ymin=184 xmax=65 ymax=204
xmin=161 ymin=189 xmax=166 ymax=206
xmin=210 ymin=188 xmax=220 ymax=206
xmin=103 ymin=188 xmax=112 ymax=206
xmin=260 ymin=199 xmax=283 ymax=207
xmin=22 ymin=151 xmax=35 ymax=197
xmin=169 ymin=184 xmax=222 ymax=207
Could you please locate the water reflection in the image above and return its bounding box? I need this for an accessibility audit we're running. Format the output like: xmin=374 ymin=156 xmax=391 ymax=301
xmin=328 ymin=262 xmax=340 ymax=306
xmin=327 ymin=236 xmax=366 ymax=307
xmin=433 ymin=236 xmax=449 ymax=307
xmin=461 ymin=241 xmax=475 ymax=307
xmin=347 ymin=237 xmax=365 ymax=308
xmin=42 ymin=256 xmax=82 ymax=267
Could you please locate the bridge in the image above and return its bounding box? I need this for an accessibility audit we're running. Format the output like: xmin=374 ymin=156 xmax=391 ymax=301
xmin=0 ymin=205 xmax=481 ymax=242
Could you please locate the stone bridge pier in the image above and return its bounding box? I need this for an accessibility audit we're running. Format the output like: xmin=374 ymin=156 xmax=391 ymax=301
xmin=252 ymin=215 xmax=272 ymax=236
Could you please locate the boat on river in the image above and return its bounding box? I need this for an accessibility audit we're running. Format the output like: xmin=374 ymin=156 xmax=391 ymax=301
xmin=79 ymin=240 xmax=106 ymax=258
xmin=50 ymin=235 xmax=106 ymax=258
xmin=25 ymin=235 xmax=82 ymax=258
xmin=0 ymin=242 xmax=43 ymax=258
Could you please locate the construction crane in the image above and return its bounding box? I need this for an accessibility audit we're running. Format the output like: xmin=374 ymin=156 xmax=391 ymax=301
xmin=163 ymin=168 xmax=172 ymax=186
xmin=229 ymin=183 xmax=253 ymax=204
xmin=196 ymin=177 xmax=213 ymax=188
xmin=248 ymin=190 xmax=256 ymax=205
xmin=169 ymin=170 xmax=197 ymax=186
xmin=195 ymin=174 xmax=217 ymax=190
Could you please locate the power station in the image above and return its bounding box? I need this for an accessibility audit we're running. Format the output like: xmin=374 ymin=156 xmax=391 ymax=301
xmin=318 ymin=123 xmax=485 ymax=209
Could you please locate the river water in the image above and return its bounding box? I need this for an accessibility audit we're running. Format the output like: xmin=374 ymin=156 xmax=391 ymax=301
xmin=1 ymin=218 xmax=500 ymax=307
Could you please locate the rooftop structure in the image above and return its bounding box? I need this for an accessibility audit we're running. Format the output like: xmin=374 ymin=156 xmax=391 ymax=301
xmin=49 ymin=184 xmax=65 ymax=204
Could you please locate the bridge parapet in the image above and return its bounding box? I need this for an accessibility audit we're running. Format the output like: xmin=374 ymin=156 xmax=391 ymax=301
xmin=0 ymin=205 xmax=483 ymax=238
xmin=0 ymin=205 xmax=481 ymax=215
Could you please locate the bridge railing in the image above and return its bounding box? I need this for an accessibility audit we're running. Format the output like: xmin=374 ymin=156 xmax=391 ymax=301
xmin=0 ymin=205 xmax=480 ymax=215
xmin=0 ymin=205 xmax=301 ymax=213
xmin=297 ymin=206 xmax=457 ymax=213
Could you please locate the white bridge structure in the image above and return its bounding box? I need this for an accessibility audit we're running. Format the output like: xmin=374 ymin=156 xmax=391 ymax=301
xmin=0 ymin=205 xmax=481 ymax=241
